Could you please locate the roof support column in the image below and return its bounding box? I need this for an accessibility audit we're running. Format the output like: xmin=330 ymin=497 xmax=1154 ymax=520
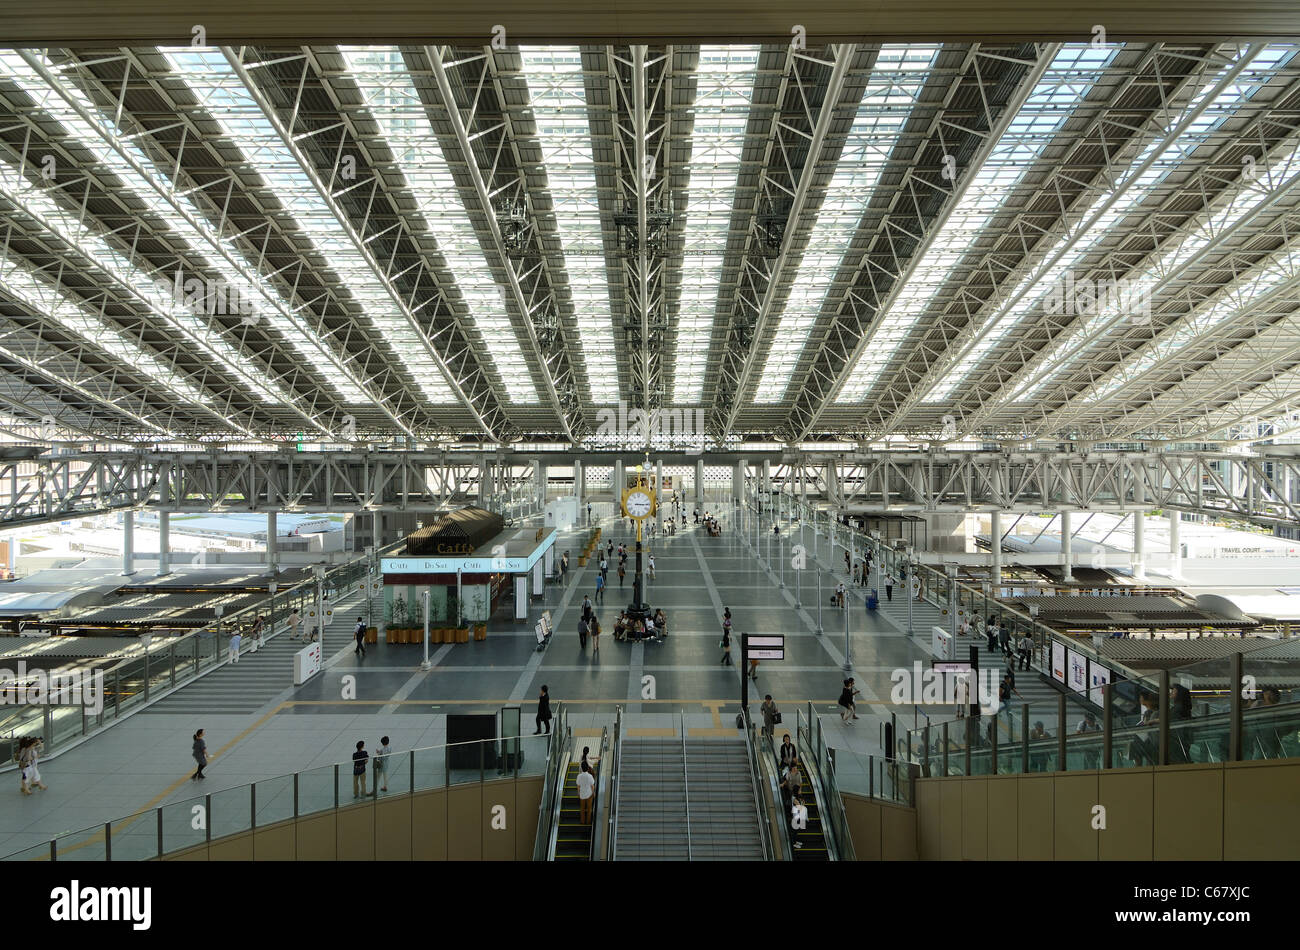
xmin=267 ymin=511 xmax=277 ymax=576
xmin=122 ymin=510 xmax=136 ymax=577
xmin=156 ymin=511 xmax=170 ymax=577
xmin=1061 ymin=509 xmax=1073 ymax=582
xmin=990 ymin=509 xmax=1002 ymax=587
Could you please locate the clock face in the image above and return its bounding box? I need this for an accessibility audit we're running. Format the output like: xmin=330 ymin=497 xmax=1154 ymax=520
xmin=625 ymin=490 xmax=653 ymax=519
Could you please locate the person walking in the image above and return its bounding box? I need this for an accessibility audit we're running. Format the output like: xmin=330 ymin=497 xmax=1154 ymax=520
xmin=586 ymin=501 xmax=592 ymax=524
xmin=576 ymin=762 xmax=596 ymax=825
xmin=227 ymin=627 xmax=242 ymax=664
xmin=885 ymin=573 xmax=895 ymax=602
xmin=594 ymin=572 xmax=605 ymax=605
xmin=578 ymin=615 xmax=589 ymax=650
xmin=581 ymin=595 xmax=593 ymax=624
xmin=719 ymin=620 xmax=732 ymax=665
xmin=373 ymin=736 xmax=391 ymax=793
xmin=352 ymin=740 xmax=369 ymax=798
xmin=591 ymin=617 xmax=601 ymax=656
xmin=986 ymin=616 xmax=998 ymax=654
xmin=617 ymin=561 xmax=626 ymax=588
xmin=749 ymin=656 xmax=760 ymax=682
xmin=599 ymin=555 xmax=608 ymax=581
xmin=18 ymin=738 xmax=47 ymax=794
xmin=354 ymin=616 xmax=367 ymax=657
xmin=287 ymin=607 xmax=302 ymax=640
xmin=844 ymin=551 xmax=851 ymax=575
xmin=249 ymin=614 xmax=266 ymax=652
xmin=838 ymin=678 xmax=861 ymax=723
xmin=760 ymin=695 xmax=780 ymax=741
xmin=648 ymin=553 xmax=656 ymax=581
xmin=1017 ymin=632 xmax=1033 ymax=670
xmin=535 ymin=685 xmax=552 ymax=735
xmin=835 ymin=581 xmax=846 ymax=609
xmin=561 ymin=552 xmax=570 ymax=584
xmin=191 ymin=729 xmax=208 ymax=781
xmin=998 ymin=622 xmax=1011 ymax=658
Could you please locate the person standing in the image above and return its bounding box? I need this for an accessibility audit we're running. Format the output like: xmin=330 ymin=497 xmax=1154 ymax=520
xmin=835 ymin=581 xmax=846 ymax=609
xmin=1017 ymin=632 xmax=1033 ymax=670
xmin=352 ymin=740 xmax=369 ymax=798
xmin=191 ymin=729 xmax=209 ymax=781
xmin=227 ymin=627 xmax=242 ymax=664
xmin=778 ymin=733 xmax=797 ymax=770
xmin=986 ymin=616 xmax=998 ymax=654
xmin=648 ymin=553 xmax=655 ymax=581
xmin=958 ymin=615 xmax=970 ymax=638
xmin=576 ymin=762 xmax=596 ymax=825
xmin=586 ymin=501 xmax=592 ymax=524
xmin=998 ymin=621 xmax=1011 ymax=658
xmin=18 ymin=738 xmax=47 ymax=794
xmin=760 ymin=695 xmax=779 ymax=741
xmin=599 ymin=555 xmax=609 ymax=581
xmin=844 ymin=551 xmax=851 ymax=575
xmin=594 ymin=572 xmax=605 ymax=605
xmin=749 ymin=656 xmax=760 ymax=682
xmin=617 ymin=561 xmax=626 ymax=588
xmin=287 ymin=608 xmax=302 ymax=640
xmin=719 ymin=619 xmax=732 ymax=665
xmin=249 ymin=614 xmax=266 ymax=652
xmin=535 ymin=685 xmax=552 ymax=735
xmin=885 ymin=573 xmax=895 ymax=602
xmin=354 ymin=616 xmax=367 ymax=657
xmin=561 ymin=552 xmax=570 ymax=584
xmin=373 ymin=736 xmax=391 ymax=793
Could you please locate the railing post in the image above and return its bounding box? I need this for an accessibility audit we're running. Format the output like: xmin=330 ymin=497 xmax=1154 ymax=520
xmin=43 ymin=704 xmax=52 ymax=749
xmin=113 ymin=669 xmax=120 ymax=718
xmin=169 ymin=643 xmax=177 ymax=690
xmin=104 ymin=822 xmax=112 ymax=861
xmin=964 ymin=717 xmax=972 ymax=775
xmin=1103 ymin=683 xmax=1113 ymax=769
xmin=1057 ymin=694 xmax=1066 ymax=771
xmin=293 ymin=772 xmax=299 ymax=818
xmin=334 ymin=764 xmax=340 ymax=808
xmin=1229 ymin=652 xmax=1243 ymax=762
xmin=990 ymin=711 xmax=998 ymax=774
xmin=205 ymin=794 xmax=211 ymax=843
xmin=1021 ymin=703 xmax=1029 ymax=774
xmin=49 ymin=840 xmax=57 ymax=862
xmin=143 ymin=650 xmax=150 ymax=702
xmin=868 ymin=754 xmax=874 ymax=798
xmin=251 ymin=782 xmax=257 ymax=829
xmin=922 ymin=724 xmax=930 ymax=777
xmin=942 ymin=722 xmax=949 ymax=776
xmin=1158 ymin=670 xmax=1170 ymax=767
xmin=156 ymin=807 xmax=163 ymax=856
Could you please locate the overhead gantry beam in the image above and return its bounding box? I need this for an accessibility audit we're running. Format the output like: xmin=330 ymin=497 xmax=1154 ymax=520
xmin=5 ymin=447 xmax=1300 ymax=529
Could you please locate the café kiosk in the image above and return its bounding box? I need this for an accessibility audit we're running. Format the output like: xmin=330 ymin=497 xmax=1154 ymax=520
xmin=380 ymin=508 xmax=559 ymax=639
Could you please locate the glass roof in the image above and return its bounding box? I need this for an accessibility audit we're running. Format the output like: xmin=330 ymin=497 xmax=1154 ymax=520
xmin=672 ymin=45 xmax=760 ymax=404
xmin=836 ymin=45 xmax=1115 ymax=402
xmin=165 ymin=47 xmax=458 ymax=405
xmin=519 ymin=46 xmax=618 ymax=403
xmin=922 ymin=45 xmax=1295 ymax=404
xmin=340 ymin=47 xmax=539 ymax=404
xmin=754 ymin=44 xmax=938 ymax=403
xmin=0 ymin=52 xmax=339 ymax=418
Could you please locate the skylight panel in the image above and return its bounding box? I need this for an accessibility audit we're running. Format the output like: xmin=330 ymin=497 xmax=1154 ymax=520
xmin=922 ymin=45 xmax=1293 ymax=404
xmin=163 ymin=47 xmax=457 ymax=404
xmin=836 ymin=44 xmax=1116 ymax=402
xmin=752 ymin=44 xmax=938 ymax=404
xmin=519 ymin=46 xmax=619 ymax=403
xmin=672 ymin=45 xmax=759 ymax=404
xmin=339 ymin=47 xmax=540 ymax=405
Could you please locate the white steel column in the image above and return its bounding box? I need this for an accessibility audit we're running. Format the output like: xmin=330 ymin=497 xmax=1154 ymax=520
xmin=990 ymin=510 xmax=1002 ymax=586
xmin=1132 ymin=480 xmax=1147 ymax=580
xmin=695 ymin=458 xmax=705 ymax=505
xmin=122 ymin=510 xmax=136 ymax=576
xmin=733 ymin=459 xmax=746 ymax=503
xmin=655 ymin=460 xmax=664 ymax=516
xmin=573 ymin=460 xmax=584 ymax=507
xmin=1060 ymin=510 xmax=1073 ymax=582
xmin=615 ymin=458 xmax=625 ymax=499
xmin=156 ymin=511 xmax=170 ymax=576
xmin=267 ymin=511 xmax=278 ymax=575
xmin=1169 ymin=510 xmax=1182 ymax=578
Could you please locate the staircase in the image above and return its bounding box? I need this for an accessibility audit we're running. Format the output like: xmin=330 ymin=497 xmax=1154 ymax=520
xmin=142 ymin=588 xmax=367 ymax=714
xmin=612 ymin=739 xmax=689 ymax=860
xmin=683 ymin=738 xmax=764 ymax=860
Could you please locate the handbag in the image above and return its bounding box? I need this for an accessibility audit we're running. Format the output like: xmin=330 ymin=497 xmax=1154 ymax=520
xmin=772 ymin=712 xmax=783 ymax=724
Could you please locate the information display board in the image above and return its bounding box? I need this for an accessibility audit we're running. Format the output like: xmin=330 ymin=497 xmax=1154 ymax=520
xmin=1067 ymin=648 xmax=1088 ymax=693
xmin=1089 ymin=663 xmax=1111 ymax=706
xmin=1051 ymin=641 xmax=1066 ymax=684
xmin=745 ymin=634 xmax=785 ymax=660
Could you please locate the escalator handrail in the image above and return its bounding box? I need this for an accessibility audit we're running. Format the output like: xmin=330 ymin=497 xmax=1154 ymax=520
xmin=532 ymin=704 xmax=563 ymax=861
xmin=588 ymin=725 xmax=609 ymax=860
xmin=608 ymin=705 xmax=624 ymax=860
xmin=740 ymin=708 xmax=775 ymax=860
xmin=757 ymin=731 xmax=792 ymax=860
xmin=543 ymin=706 xmax=571 ymax=861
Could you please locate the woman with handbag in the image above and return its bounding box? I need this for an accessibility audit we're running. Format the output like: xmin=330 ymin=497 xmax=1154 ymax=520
xmin=760 ymin=695 xmax=780 ymax=740
xmin=719 ymin=616 xmax=732 ymax=665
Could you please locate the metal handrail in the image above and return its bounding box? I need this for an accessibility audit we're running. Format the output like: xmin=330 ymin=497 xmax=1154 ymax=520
xmin=543 ymin=707 xmax=571 ymax=861
xmin=740 ymin=708 xmax=775 ymax=860
xmin=756 ymin=731 xmax=792 ymax=860
xmin=589 ymin=725 xmax=610 ymax=860
xmin=608 ymin=705 xmax=624 ymax=859
xmin=680 ymin=710 xmax=692 ymax=861
xmin=792 ymin=719 xmax=841 ymax=860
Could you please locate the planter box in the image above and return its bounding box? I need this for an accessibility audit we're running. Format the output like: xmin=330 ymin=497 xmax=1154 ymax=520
xmin=385 ymin=627 xmax=396 ymax=645
xmin=365 ymin=627 xmax=378 ymax=644
xmin=473 ymin=624 xmax=487 ymax=641
xmin=458 ymin=627 xmax=470 ymax=644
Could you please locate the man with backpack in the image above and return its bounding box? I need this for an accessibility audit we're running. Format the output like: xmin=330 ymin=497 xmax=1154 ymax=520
xmin=354 ymin=616 xmax=367 ymax=657
xmin=578 ymin=615 xmax=589 ymax=649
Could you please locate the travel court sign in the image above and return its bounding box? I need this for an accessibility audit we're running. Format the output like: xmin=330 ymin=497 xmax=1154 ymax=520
xmin=743 ymin=634 xmax=784 ymax=659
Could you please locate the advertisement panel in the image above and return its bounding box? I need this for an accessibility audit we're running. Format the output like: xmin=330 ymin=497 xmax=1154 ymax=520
xmin=1067 ymin=648 xmax=1087 ymax=693
xmin=1051 ymin=640 xmax=1066 ymax=683
xmin=1089 ymin=662 xmax=1111 ymax=706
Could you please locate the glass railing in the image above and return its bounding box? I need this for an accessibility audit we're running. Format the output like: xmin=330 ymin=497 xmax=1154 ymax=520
xmin=0 ymin=538 xmax=403 ymax=765
xmin=538 ymin=705 xmax=571 ymax=861
xmin=2 ymin=729 xmax=554 ymax=861
xmin=740 ymin=708 xmax=774 ymax=861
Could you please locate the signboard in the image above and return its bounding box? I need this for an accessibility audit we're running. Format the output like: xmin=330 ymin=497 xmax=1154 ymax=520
xmin=1066 ymin=648 xmax=1087 ymax=693
xmin=1089 ymin=662 xmax=1111 ymax=706
xmin=1051 ymin=641 xmax=1066 ymax=684
xmin=382 ymin=529 xmax=558 ymax=577
xmin=745 ymin=634 xmax=784 ymax=660
xmin=293 ymin=641 xmax=322 ymax=685
xmin=933 ymin=661 xmax=972 ymax=674
xmin=931 ymin=625 xmax=953 ymax=661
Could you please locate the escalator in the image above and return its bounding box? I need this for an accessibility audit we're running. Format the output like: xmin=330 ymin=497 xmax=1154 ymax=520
xmin=554 ymin=760 xmax=596 ymax=860
xmin=782 ymin=765 xmax=830 ymax=861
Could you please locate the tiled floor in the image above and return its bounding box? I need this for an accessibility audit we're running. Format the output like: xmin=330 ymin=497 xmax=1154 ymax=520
xmin=0 ymin=502 xmax=942 ymax=856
